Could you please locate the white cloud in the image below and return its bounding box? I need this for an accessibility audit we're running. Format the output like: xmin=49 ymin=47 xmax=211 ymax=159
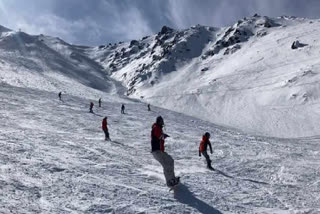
xmin=1 ymin=0 xmax=320 ymax=45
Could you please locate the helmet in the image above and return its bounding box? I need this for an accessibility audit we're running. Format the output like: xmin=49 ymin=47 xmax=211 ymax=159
xmin=204 ymin=132 xmax=210 ymax=138
xmin=156 ymin=116 xmax=164 ymax=125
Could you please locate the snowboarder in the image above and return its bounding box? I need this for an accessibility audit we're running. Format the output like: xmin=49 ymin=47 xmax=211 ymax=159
xmin=102 ymin=117 xmax=110 ymax=141
xmin=151 ymin=116 xmax=179 ymax=187
xmin=199 ymin=132 xmax=214 ymax=170
xmin=99 ymin=98 xmax=102 ymax=107
xmin=121 ymin=104 xmax=125 ymax=114
xmin=90 ymin=102 xmax=94 ymax=113
xmin=148 ymin=104 xmax=151 ymax=111
xmin=58 ymin=92 xmax=62 ymax=101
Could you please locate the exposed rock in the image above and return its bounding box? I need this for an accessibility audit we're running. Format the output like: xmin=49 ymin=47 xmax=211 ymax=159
xmin=129 ymin=40 xmax=139 ymax=47
xmin=160 ymin=26 xmax=174 ymax=35
xmin=224 ymin=44 xmax=241 ymax=55
xmin=256 ymin=30 xmax=267 ymax=37
xmin=291 ymin=40 xmax=308 ymax=49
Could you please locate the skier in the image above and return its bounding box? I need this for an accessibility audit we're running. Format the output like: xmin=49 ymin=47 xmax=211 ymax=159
xmin=199 ymin=132 xmax=214 ymax=170
xmin=102 ymin=117 xmax=110 ymax=141
xmin=90 ymin=102 xmax=94 ymax=113
xmin=121 ymin=104 xmax=125 ymax=114
xmin=58 ymin=92 xmax=62 ymax=101
xmin=99 ymin=98 xmax=102 ymax=107
xmin=148 ymin=104 xmax=151 ymax=111
xmin=151 ymin=116 xmax=179 ymax=187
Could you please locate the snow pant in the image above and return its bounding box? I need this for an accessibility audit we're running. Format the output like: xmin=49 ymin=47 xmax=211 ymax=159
xmin=152 ymin=151 xmax=175 ymax=185
xmin=202 ymin=151 xmax=212 ymax=167
xmin=103 ymin=129 xmax=109 ymax=140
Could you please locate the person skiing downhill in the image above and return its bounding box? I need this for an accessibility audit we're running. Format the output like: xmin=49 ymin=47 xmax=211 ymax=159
xmin=102 ymin=117 xmax=110 ymax=141
xmin=199 ymin=132 xmax=214 ymax=170
xmin=90 ymin=102 xmax=94 ymax=113
xmin=151 ymin=116 xmax=179 ymax=187
xmin=99 ymin=98 xmax=102 ymax=107
xmin=58 ymin=92 xmax=62 ymax=101
xmin=121 ymin=104 xmax=125 ymax=114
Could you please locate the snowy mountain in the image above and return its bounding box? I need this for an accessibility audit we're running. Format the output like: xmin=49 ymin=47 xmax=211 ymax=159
xmin=0 ymin=26 xmax=124 ymax=100
xmin=87 ymin=15 xmax=320 ymax=138
xmin=1 ymin=15 xmax=320 ymax=213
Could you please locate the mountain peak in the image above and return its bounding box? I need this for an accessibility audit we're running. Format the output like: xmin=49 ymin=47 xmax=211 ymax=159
xmin=159 ymin=25 xmax=174 ymax=35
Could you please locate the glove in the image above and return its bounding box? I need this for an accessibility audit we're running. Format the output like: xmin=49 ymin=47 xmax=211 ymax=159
xmin=163 ymin=134 xmax=170 ymax=138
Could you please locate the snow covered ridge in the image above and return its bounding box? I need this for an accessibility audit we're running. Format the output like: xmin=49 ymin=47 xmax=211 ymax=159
xmin=1 ymin=15 xmax=320 ymax=137
xmin=88 ymin=15 xmax=289 ymax=95
xmin=0 ymin=25 xmax=125 ymax=100
xmin=88 ymin=15 xmax=320 ymax=138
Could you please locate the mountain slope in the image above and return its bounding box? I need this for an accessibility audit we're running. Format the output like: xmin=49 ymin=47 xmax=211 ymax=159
xmin=0 ymin=26 xmax=124 ymax=100
xmin=87 ymin=15 xmax=320 ymax=138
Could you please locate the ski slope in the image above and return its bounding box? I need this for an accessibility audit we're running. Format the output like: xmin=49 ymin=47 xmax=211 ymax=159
xmin=1 ymin=82 xmax=319 ymax=213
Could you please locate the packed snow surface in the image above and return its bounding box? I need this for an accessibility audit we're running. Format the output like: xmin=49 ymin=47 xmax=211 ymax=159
xmin=1 ymin=83 xmax=320 ymax=213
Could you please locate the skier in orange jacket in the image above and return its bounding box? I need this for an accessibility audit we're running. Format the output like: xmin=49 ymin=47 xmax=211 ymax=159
xmin=199 ymin=132 xmax=214 ymax=170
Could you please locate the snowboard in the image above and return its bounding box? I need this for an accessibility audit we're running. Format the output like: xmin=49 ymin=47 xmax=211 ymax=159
xmin=168 ymin=177 xmax=180 ymax=192
xmin=208 ymin=166 xmax=215 ymax=171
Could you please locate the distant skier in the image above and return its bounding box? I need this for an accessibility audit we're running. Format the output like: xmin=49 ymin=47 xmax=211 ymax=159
xmin=99 ymin=98 xmax=102 ymax=107
xmin=121 ymin=104 xmax=125 ymax=114
xmin=58 ymin=92 xmax=62 ymax=101
xmin=151 ymin=116 xmax=179 ymax=187
xmin=102 ymin=117 xmax=110 ymax=141
xmin=148 ymin=104 xmax=151 ymax=111
xmin=199 ymin=132 xmax=214 ymax=170
xmin=90 ymin=102 xmax=94 ymax=113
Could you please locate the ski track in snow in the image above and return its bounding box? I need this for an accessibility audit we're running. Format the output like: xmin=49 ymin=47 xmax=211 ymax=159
xmin=1 ymin=84 xmax=319 ymax=214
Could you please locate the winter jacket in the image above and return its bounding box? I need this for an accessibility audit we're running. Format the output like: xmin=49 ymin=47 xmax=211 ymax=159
xmin=199 ymin=135 xmax=212 ymax=155
xmin=151 ymin=123 xmax=165 ymax=152
xmin=102 ymin=118 xmax=108 ymax=131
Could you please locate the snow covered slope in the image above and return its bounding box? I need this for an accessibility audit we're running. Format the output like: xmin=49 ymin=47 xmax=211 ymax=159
xmin=1 ymin=83 xmax=319 ymax=213
xmin=88 ymin=15 xmax=320 ymax=138
xmin=0 ymin=25 xmax=124 ymax=100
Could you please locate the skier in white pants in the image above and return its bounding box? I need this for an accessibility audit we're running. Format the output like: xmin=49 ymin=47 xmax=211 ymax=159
xmin=151 ymin=116 xmax=179 ymax=187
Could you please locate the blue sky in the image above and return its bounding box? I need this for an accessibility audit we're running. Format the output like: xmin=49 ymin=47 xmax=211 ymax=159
xmin=1 ymin=0 xmax=320 ymax=46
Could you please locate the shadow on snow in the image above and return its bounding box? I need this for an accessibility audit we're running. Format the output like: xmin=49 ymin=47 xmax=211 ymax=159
xmin=174 ymin=184 xmax=223 ymax=214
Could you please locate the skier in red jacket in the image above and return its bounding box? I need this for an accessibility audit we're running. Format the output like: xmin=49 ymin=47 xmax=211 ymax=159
xmin=102 ymin=117 xmax=110 ymax=141
xmin=151 ymin=116 xmax=179 ymax=187
xmin=199 ymin=132 xmax=214 ymax=170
